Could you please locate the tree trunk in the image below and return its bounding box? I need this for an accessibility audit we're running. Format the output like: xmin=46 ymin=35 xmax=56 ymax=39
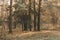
xmin=23 ymin=14 xmax=28 ymax=31
xmin=29 ymin=0 xmax=32 ymax=31
xmin=34 ymin=0 xmax=37 ymax=31
xmin=37 ymin=0 xmax=42 ymax=31
xmin=9 ymin=0 xmax=12 ymax=33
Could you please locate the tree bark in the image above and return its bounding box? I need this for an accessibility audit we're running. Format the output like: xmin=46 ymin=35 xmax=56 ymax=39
xmin=37 ymin=0 xmax=42 ymax=31
xmin=34 ymin=0 xmax=37 ymax=31
xmin=29 ymin=0 xmax=32 ymax=31
xmin=9 ymin=0 xmax=12 ymax=33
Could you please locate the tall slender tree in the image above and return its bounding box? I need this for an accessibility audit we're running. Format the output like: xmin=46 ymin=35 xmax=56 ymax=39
xmin=9 ymin=0 xmax=12 ymax=33
xmin=29 ymin=0 xmax=32 ymax=31
xmin=37 ymin=0 xmax=42 ymax=31
xmin=34 ymin=0 xmax=37 ymax=31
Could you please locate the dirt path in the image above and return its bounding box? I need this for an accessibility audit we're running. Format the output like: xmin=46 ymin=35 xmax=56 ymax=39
xmin=4 ymin=30 xmax=60 ymax=40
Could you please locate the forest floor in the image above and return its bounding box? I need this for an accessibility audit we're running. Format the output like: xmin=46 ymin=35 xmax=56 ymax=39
xmin=1 ymin=30 xmax=60 ymax=40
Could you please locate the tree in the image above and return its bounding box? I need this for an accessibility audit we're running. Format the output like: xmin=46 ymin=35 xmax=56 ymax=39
xmin=9 ymin=0 xmax=12 ymax=33
xmin=40 ymin=0 xmax=58 ymax=29
xmin=34 ymin=0 xmax=37 ymax=31
xmin=13 ymin=0 xmax=31 ymax=31
xmin=37 ymin=0 xmax=42 ymax=31
xmin=29 ymin=0 xmax=32 ymax=31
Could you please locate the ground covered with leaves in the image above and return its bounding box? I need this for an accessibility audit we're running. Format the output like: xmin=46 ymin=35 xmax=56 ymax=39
xmin=0 ymin=30 xmax=60 ymax=40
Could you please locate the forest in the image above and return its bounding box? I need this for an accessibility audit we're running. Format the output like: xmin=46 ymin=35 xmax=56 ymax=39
xmin=0 ymin=0 xmax=60 ymax=40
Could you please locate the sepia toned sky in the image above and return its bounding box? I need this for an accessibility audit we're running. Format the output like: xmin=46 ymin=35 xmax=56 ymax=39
xmin=8 ymin=0 xmax=10 ymax=5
